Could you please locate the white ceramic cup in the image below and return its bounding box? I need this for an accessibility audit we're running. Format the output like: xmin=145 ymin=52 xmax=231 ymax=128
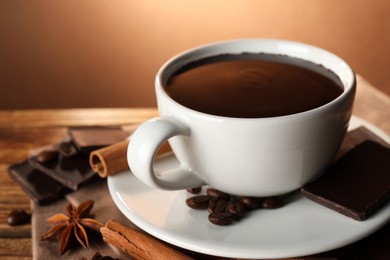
xmin=128 ymin=39 xmax=356 ymax=196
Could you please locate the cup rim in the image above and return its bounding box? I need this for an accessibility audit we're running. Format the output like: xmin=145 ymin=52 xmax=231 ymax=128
xmin=155 ymin=38 xmax=356 ymax=121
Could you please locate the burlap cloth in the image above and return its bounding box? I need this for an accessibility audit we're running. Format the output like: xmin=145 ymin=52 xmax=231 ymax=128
xmin=31 ymin=126 xmax=390 ymax=260
xmin=31 ymin=179 xmax=136 ymax=259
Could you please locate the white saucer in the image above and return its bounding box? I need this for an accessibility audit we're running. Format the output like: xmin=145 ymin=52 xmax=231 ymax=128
xmin=108 ymin=116 xmax=390 ymax=259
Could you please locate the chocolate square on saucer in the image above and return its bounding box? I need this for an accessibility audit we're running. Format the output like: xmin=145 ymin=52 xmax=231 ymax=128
xmin=302 ymin=140 xmax=390 ymax=221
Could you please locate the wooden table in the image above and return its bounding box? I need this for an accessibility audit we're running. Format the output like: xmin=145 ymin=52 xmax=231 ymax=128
xmin=0 ymin=75 xmax=389 ymax=259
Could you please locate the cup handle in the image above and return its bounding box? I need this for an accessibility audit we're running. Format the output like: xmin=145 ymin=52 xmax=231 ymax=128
xmin=127 ymin=117 xmax=205 ymax=190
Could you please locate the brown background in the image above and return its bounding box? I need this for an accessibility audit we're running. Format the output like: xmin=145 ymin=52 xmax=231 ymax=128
xmin=0 ymin=0 xmax=389 ymax=109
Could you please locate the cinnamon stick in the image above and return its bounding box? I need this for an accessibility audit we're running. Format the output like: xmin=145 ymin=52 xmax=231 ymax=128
xmin=89 ymin=139 xmax=172 ymax=178
xmin=101 ymin=220 xmax=192 ymax=260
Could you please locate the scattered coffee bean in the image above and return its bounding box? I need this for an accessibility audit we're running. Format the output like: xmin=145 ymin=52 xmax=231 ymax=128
xmin=58 ymin=140 xmax=78 ymax=157
xmin=89 ymin=252 xmax=120 ymax=260
xmin=262 ymin=196 xmax=284 ymax=209
xmin=186 ymin=187 xmax=202 ymax=194
xmin=186 ymin=195 xmax=210 ymax=209
xmin=238 ymin=196 xmax=262 ymax=210
xmin=36 ymin=149 xmax=59 ymax=163
xmin=208 ymin=197 xmax=218 ymax=213
xmin=206 ymin=188 xmax=230 ymax=199
xmin=185 ymin=188 xmax=287 ymax=226
xmin=227 ymin=200 xmax=247 ymax=219
xmin=208 ymin=212 xmax=235 ymax=226
xmin=209 ymin=198 xmax=228 ymax=214
xmin=7 ymin=209 xmax=31 ymax=226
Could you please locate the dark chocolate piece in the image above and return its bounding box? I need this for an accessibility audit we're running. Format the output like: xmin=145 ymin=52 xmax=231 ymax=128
xmin=335 ymin=126 xmax=389 ymax=160
xmin=68 ymin=126 xmax=128 ymax=154
xmin=7 ymin=160 xmax=71 ymax=205
xmin=302 ymin=140 xmax=390 ymax=221
xmin=29 ymin=152 xmax=97 ymax=190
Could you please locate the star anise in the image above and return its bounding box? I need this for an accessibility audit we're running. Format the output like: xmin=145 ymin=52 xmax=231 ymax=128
xmin=40 ymin=200 xmax=103 ymax=255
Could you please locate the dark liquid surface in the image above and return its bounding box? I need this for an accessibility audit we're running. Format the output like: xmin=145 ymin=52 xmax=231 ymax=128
xmin=164 ymin=54 xmax=344 ymax=118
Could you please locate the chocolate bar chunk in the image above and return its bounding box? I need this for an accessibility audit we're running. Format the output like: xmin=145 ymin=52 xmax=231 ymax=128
xmin=29 ymin=152 xmax=97 ymax=191
xmin=8 ymin=160 xmax=71 ymax=205
xmin=68 ymin=126 xmax=128 ymax=154
xmin=302 ymin=140 xmax=390 ymax=221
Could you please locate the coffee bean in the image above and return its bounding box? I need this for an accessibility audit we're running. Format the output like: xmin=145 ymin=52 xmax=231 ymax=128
xmin=227 ymin=200 xmax=247 ymax=219
xmin=208 ymin=212 xmax=235 ymax=225
xmin=206 ymin=188 xmax=230 ymax=199
xmin=186 ymin=195 xmax=210 ymax=209
xmin=209 ymin=198 xmax=228 ymax=214
xmin=58 ymin=141 xmax=78 ymax=157
xmin=186 ymin=187 xmax=202 ymax=194
xmin=91 ymin=252 xmax=119 ymax=260
xmin=208 ymin=197 xmax=218 ymax=213
xmin=36 ymin=149 xmax=59 ymax=163
xmin=238 ymin=197 xmax=262 ymax=209
xmin=7 ymin=209 xmax=31 ymax=226
xmin=185 ymin=188 xmax=288 ymax=227
xmin=215 ymin=198 xmax=228 ymax=213
xmin=262 ymin=196 xmax=284 ymax=209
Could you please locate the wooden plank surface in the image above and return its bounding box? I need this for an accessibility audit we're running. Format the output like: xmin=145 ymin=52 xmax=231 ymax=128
xmin=0 ymin=238 xmax=32 ymax=259
xmin=0 ymin=108 xmax=158 ymax=128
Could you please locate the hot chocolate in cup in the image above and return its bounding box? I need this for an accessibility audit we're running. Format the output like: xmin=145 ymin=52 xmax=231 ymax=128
xmin=128 ymin=39 xmax=356 ymax=197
